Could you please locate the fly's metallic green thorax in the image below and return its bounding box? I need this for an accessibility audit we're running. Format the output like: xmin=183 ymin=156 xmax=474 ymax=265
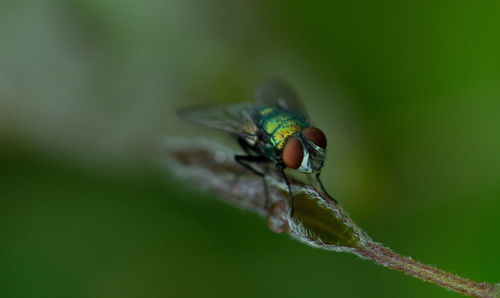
xmin=257 ymin=105 xmax=310 ymax=154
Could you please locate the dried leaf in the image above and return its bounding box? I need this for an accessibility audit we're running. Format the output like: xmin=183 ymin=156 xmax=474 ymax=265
xmin=161 ymin=137 xmax=499 ymax=298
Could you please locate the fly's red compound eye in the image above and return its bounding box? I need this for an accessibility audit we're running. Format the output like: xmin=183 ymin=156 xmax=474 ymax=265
xmin=302 ymin=127 xmax=327 ymax=149
xmin=282 ymin=137 xmax=304 ymax=169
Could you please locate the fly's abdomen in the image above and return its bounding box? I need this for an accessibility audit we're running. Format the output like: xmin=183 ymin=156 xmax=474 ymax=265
xmin=258 ymin=107 xmax=309 ymax=150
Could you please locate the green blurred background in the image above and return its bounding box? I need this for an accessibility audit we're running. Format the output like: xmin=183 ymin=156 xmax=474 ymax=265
xmin=1 ymin=1 xmax=499 ymax=297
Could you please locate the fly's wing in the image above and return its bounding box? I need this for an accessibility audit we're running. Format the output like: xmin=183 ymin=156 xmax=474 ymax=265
xmin=177 ymin=102 xmax=259 ymax=139
xmin=254 ymin=79 xmax=308 ymax=118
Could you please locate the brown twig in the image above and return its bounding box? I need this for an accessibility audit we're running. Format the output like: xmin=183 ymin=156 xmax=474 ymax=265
xmin=162 ymin=137 xmax=499 ymax=297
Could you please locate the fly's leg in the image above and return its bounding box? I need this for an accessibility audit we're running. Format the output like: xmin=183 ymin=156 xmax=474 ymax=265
xmin=278 ymin=165 xmax=295 ymax=217
xmin=231 ymin=138 xmax=254 ymax=188
xmin=315 ymin=172 xmax=337 ymax=204
xmin=234 ymin=155 xmax=271 ymax=209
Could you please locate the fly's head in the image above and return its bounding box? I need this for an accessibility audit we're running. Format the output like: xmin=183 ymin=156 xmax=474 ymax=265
xmin=282 ymin=127 xmax=327 ymax=174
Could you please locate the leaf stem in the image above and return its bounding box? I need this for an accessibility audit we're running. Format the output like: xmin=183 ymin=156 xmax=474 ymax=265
xmin=355 ymin=241 xmax=499 ymax=297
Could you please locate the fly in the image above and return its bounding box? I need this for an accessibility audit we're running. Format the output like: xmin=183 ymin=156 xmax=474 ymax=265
xmin=177 ymin=80 xmax=336 ymax=216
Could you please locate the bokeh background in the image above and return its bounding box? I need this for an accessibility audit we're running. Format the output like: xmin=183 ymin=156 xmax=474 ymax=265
xmin=1 ymin=1 xmax=499 ymax=297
